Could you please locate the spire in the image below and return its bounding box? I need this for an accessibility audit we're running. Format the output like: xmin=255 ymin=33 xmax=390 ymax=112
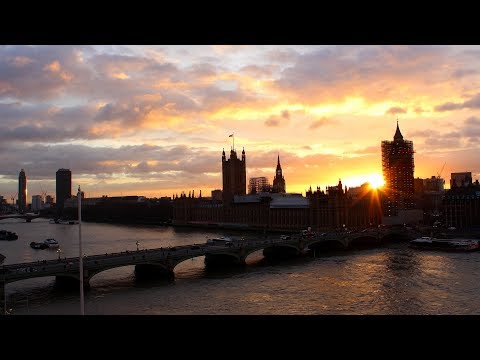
xmin=394 ymin=120 xmax=404 ymax=141
xmin=277 ymin=153 xmax=280 ymax=166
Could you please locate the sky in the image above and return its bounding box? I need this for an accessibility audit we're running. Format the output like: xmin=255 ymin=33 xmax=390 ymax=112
xmin=1 ymin=45 xmax=480 ymax=201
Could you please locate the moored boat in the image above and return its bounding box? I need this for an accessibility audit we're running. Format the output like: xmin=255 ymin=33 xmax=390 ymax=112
xmin=30 ymin=241 xmax=49 ymax=250
xmin=43 ymin=238 xmax=59 ymax=248
xmin=0 ymin=230 xmax=18 ymax=241
xmin=409 ymin=237 xmax=479 ymax=252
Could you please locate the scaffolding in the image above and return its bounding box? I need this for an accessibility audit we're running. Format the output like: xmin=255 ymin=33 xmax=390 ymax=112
xmin=381 ymin=138 xmax=415 ymax=216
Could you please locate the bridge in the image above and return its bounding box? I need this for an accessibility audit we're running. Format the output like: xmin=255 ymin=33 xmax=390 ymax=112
xmin=0 ymin=213 xmax=42 ymax=222
xmin=0 ymin=226 xmax=412 ymax=313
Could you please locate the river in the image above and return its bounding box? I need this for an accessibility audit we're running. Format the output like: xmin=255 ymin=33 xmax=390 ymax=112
xmin=1 ymin=218 xmax=480 ymax=315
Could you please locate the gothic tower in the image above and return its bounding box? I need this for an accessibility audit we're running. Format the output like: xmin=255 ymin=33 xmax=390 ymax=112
xmin=272 ymin=154 xmax=286 ymax=193
xmin=222 ymin=147 xmax=246 ymax=205
xmin=381 ymin=121 xmax=415 ymax=216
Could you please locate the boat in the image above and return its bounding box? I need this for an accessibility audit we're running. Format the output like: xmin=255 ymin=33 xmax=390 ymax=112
xmin=409 ymin=237 xmax=479 ymax=252
xmin=0 ymin=230 xmax=18 ymax=241
xmin=30 ymin=241 xmax=49 ymax=250
xmin=43 ymin=238 xmax=59 ymax=248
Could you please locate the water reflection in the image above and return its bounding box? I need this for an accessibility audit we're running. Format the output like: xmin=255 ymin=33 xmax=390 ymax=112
xmin=3 ymin=220 xmax=480 ymax=314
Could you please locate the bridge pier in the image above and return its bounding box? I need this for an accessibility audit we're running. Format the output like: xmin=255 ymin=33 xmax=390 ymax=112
xmin=55 ymin=273 xmax=91 ymax=289
xmin=204 ymin=253 xmax=245 ymax=267
xmin=135 ymin=264 xmax=174 ymax=280
xmin=263 ymin=246 xmax=299 ymax=259
xmin=0 ymin=282 xmax=5 ymax=315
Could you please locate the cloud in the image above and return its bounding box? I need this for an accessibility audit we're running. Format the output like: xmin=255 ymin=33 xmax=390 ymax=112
xmin=264 ymin=110 xmax=292 ymax=127
xmin=309 ymin=117 xmax=334 ymax=130
xmin=265 ymin=117 xmax=280 ymax=127
xmin=434 ymin=93 xmax=480 ymax=112
xmin=386 ymin=106 xmax=407 ymax=115
xmin=273 ymin=45 xmax=453 ymax=104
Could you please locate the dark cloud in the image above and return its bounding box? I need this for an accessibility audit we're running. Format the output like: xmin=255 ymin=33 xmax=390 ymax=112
xmin=0 ymin=45 xmax=94 ymax=101
xmin=386 ymin=106 xmax=407 ymax=115
xmin=434 ymin=102 xmax=461 ymax=112
xmin=434 ymin=93 xmax=480 ymax=112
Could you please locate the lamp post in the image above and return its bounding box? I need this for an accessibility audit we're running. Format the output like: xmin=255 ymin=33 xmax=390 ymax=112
xmin=57 ymin=248 xmax=62 ymax=261
xmin=78 ymin=185 xmax=85 ymax=315
xmin=136 ymin=241 xmax=139 ymax=251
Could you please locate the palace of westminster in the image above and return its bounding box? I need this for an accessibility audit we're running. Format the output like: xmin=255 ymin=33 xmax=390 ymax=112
xmin=172 ymin=123 xmax=480 ymax=231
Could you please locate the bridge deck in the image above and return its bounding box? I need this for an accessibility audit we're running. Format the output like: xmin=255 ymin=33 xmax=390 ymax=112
xmin=1 ymin=228 xmax=396 ymax=284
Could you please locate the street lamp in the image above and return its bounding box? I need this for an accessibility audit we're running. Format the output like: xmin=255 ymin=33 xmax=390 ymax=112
xmin=57 ymin=248 xmax=62 ymax=260
xmin=78 ymin=185 xmax=85 ymax=315
xmin=136 ymin=241 xmax=139 ymax=251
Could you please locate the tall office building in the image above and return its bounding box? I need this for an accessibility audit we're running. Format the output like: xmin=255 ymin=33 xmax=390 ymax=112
xmin=56 ymin=168 xmax=72 ymax=215
xmin=450 ymin=172 xmax=472 ymax=188
xmin=18 ymin=169 xmax=27 ymax=213
xmin=31 ymin=195 xmax=43 ymax=212
xmin=381 ymin=122 xmax=415 ymax=216
xmin=248 ymin=177 xmax=269 ymax=194
xmin=272 ymin=154 xmax=286 ymax=193
xmin=222 ymin=147 xmax=246 ymax=204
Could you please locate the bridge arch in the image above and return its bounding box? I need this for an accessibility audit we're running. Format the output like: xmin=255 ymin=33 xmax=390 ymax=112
xmin=349 ymin=235 xmax=381 ymax=247
xmin=307 ymin=239 xmax=347 ymax=250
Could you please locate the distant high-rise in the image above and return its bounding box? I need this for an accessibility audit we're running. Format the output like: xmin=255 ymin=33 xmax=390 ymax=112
xmin=31 ymin=195 xmax=43 ymax=212
xmin=272 ymin=154 xmax=286 ymax=193
xmin=18 ymin=169 xmax=27 ymax=213
xmin=450 ymin=172 xmax=472 ymax=188
xmin=56 ymin=168 xmax=72 ymax=215
xmin=249 ymin=177 xmax=269 ymax=194
xmin=381 ymin=122 xmax=415 ymax=216
xmin=222 ymin=147 xmax=246 ymax=204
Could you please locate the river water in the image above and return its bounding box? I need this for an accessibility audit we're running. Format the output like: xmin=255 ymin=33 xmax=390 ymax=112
xmin=1 ymin=219 xmax=480 ymax=315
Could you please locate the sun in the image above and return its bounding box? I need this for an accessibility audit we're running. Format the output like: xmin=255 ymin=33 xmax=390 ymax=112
xmin=368 ymin=174 xmax=385 ymax=189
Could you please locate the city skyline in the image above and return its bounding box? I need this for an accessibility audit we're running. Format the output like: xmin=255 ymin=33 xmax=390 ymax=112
xmin=1 ymin=45 xmax=480 ymax=198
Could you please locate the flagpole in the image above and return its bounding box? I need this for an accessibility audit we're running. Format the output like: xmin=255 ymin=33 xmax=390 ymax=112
xmin=78 ymin=185 xmax=85 ymax=315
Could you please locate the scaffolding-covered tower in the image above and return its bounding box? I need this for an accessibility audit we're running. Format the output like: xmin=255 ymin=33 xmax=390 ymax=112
xmin=381 ymin=122 xmax=415 ymax=216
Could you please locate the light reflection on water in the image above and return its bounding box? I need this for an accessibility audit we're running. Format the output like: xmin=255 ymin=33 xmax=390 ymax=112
xmin=2 ymin=219 xmax=480 ymax=314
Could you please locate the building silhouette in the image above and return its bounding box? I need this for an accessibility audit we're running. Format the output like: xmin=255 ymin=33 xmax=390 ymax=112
xmin=450 ymin=172 xmax=472 ymax=188
xmin=31 ymin=195 xmax=43 ymax=212
xmin=18 ymin=169 xmax=27 ymax=213
xmin=222 ymin=147 xmax=246 ymax=205
xmin=249 ymin=177 xmax=269 ymax=194
xmin=381 ymin=122 xmax=415 ymax=216
xmin=272 ymin=154 xmax=286 ymax=193
xmin=56 ymin=168 xmax=72 ymax=216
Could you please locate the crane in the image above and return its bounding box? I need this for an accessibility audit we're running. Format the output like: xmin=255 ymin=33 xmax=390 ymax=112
xmin=437 ymin=161 xmax=446 ymax=179
xmin=10 ymin=193 xmax=17 ymax=209
xmin=39 ymin=183 xmax=49 ymax=201
xmin=437 ymin=161 xmax=446 ymax=185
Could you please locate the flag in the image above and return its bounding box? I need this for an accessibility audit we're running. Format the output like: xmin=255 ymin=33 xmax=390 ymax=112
xmin=229 ymin=134 xmax=233 ymax=137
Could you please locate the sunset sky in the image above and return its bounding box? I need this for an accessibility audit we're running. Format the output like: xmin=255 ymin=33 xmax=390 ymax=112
xmin=1 ymin=45 xmax=480 ymax=201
